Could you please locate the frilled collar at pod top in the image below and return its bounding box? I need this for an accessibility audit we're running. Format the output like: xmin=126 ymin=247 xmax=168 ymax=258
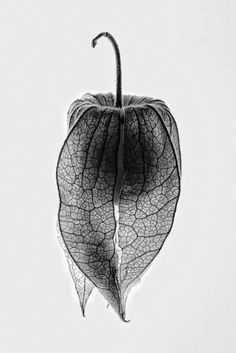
xmin=56 ymin=32 xmax=181 ymax=322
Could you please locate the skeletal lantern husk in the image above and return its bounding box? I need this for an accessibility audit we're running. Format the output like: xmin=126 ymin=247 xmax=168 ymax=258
xmin=56 ymin=92 xmax=181 ymax=321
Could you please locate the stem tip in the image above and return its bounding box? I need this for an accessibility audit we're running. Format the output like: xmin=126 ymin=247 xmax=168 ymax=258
xmin=91 ymin=32 xmax=122 ymax=108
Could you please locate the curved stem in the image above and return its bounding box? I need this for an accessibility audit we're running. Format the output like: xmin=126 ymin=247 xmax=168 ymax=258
xmin=92 ymin=32 xmax=122 ymax=108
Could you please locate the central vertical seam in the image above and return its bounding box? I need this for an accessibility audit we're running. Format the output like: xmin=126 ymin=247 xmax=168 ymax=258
xmin=113 ymin=109 xmax=125 ymax=268
xmin=112 ymin=109 xmax=126 ymax=321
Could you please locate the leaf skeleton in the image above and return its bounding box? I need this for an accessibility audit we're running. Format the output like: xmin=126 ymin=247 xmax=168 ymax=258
xmin=56 ymin=32 xmax=181 ymax=322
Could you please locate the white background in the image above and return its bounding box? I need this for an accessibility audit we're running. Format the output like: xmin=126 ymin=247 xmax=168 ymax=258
xmin=0 ymin=0 xmax=236 ymax=352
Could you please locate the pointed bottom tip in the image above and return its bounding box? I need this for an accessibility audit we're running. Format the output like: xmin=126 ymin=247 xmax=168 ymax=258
xmin=119 ymin=312 xmax=130 ymax=323
xmin=123 ymin=318 xmax=130 ymax=323
xmin=81 ymin=308 xmax=86 ymax=318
